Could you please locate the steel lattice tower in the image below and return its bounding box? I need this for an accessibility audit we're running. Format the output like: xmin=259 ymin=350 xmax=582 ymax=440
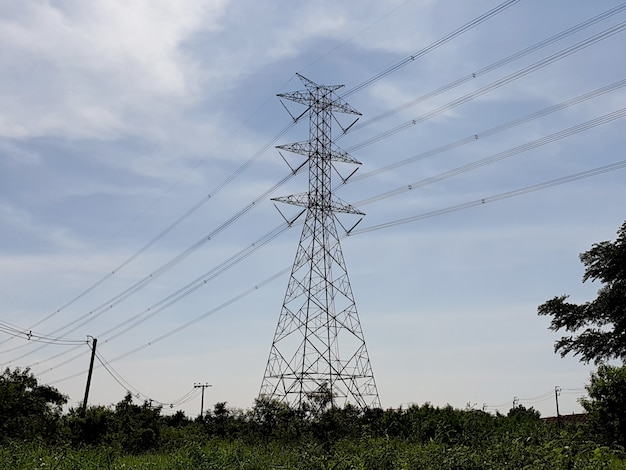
xmin=259 ymin=74 xmax=380 ymax=410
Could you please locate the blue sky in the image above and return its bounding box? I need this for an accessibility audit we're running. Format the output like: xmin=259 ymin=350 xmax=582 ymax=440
xmin=1 ymin=0 xmax=626 ymax=417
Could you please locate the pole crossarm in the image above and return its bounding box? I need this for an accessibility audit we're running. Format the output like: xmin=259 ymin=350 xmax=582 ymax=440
xmin=194 ymin=383 xmax=212 ymax=418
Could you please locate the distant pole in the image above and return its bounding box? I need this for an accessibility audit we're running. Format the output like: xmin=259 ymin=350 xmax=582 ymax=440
xmin=81 ymin=337 xmax=97 ymax=417
xmin=555 ymin=386 xmax=561 ymax=426
xmin=194 ymin=383 xmax=212 ymax=418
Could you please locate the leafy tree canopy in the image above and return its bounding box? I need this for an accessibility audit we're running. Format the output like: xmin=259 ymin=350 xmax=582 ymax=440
xmin=580 ymin=364 xmax=626 ymax=447
xmin=538 ymin=221 xmax=626 ymax=364
xmin=0 ymin=367 xmax=67 ymax=442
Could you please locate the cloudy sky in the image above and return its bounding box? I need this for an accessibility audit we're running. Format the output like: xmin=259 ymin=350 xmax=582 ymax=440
xmin=1 ymin=0 xmax=626 ymax=417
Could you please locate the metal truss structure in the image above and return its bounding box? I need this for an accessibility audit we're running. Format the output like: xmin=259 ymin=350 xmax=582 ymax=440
xmin=259 ymin=74 xmax=380 ymax=410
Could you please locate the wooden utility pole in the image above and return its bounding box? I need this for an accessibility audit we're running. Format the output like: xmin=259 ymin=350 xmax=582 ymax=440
xmin=194 ymin=383 xmax=212 ymax=418
xmin=81 ymin=337 xmax=97 ymax=417
xmin=555 ymin=386 xmax=561 ymax=426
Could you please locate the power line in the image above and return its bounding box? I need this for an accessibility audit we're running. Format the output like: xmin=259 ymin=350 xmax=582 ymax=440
xmin=17 ymin=0 xmax=513 ymax=341
xmin=48 ymin=267 xmax=291 ymax=385
xmin=350 ymin=160 xmax=626 ymax=235
xmin=14 ymin=221 xmax=293 ymax=371
xmin=6 ymin=171 xmax=301 ymax=365
xmin=44 ymin=157 xmax=626 ymax=386
xmin=16 ymin=101 xmax=626 ymax=371
xmin=97 ymin=223 xmax=292 ymax=344
xmin=24 ymin=343 xmax=88 ymax=376
xmin=484 ymin=387 xmax=587 ymax=412
xmin=352 ymin=107 xmax=626 ymax=208
xmin=53 ymin=62 xmax=625 ymax=356
xmin=0 ymin=321 xmax=86 ymax=347
xmin=347 ymin=3 xmax=626 ymax=133
xmin=12 ymin=1 xmax=513 ymax=348
xmin=342 ymin=0 xmax=521 ymax=98
xmin=347 ymin=20 xmax=626 ymax=152
xmin=94 ymin=350 xmax=201 ymax=408
xmin=347 ymin=77 xmax=626 ymax=185
xmin=14 ymin=94 xmax=626 ymax=372
xmin=298 ymin=0 xmax=417 ymax=74
xmin=6 ymin=1 xmax=575 ymax=362
xmin=13 ymin=76 xmax=626 ymax=362
xmin=9 ymin=4 xmax=624 ymax=390
xmin=0 ymin=119 xmax=302 ymax=348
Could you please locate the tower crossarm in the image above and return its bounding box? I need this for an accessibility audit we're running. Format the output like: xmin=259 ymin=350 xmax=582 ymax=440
xmin=276 ymin=142 xmax=362 ymax=165
xmin=272 ymin=193 xmax=365 ymax=215
xmin=278 ymin=74 xmax=362 ymax=117
xmin=296 ymin=73 xmax=344 ymax=93
xmin=278 ymin=91 xmax=362 ymax=116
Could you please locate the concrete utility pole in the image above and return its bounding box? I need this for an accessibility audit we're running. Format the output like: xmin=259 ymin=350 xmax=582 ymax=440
xmin=194 ymin=383 xmax=212 ymax=418
xmin=81 ymin=337 xmax=97 ymax=417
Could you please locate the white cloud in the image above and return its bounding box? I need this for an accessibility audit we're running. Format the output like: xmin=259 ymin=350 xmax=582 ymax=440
xmin=0 ymin=0 xmax=229 ymax=140
xmin=0 ymin=139 xmax=42 ymax=165
xmin=0 ymin=202 xmax=86 ymax=251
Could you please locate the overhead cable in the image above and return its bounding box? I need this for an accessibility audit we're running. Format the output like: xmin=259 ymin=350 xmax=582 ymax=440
xmin=13 ymin=0 xmax=524 ymax=346
xmin=12 ymin=170 xmax=300 ymax=365
xmin=20 ymin=98 xmax=626 ymax=370
xmin=45 ymin=157 xmax=626 ymax=384
xmin=22 ymin=221 xmax=293 ymax=371
xmin=348 ymin=78 xmax=626 ymax=185
xmin=0 ymin=321 xmax=86 ymax=347
xmin=348 ymin=21 xmax=626 ymax=152
xmin=48 ymin=267 xmax=291 ymax=385
xmin=342 ymin=0 xmax=521 ymax=97
xmin=348 ymin=3 xmax=626 ymax=133
xmin=95 ymin=350 xmax=201 ymax=408
xmin=350 ymin=160 xmax=626 ymax=235
xmin=5 ymin=122 xmax=301 ymax=343
xmin=353 ymin=107 xmax=626 ymax=207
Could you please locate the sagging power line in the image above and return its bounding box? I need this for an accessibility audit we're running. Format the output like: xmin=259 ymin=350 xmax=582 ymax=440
xmin=6 ymin=0 xmax=520 ymax=351
xmin=22 ymin=90 xmax=626 ymax=377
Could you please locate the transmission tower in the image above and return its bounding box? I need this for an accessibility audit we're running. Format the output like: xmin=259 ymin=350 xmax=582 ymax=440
xmin=259 ymin=74 xmax=380 ymax=410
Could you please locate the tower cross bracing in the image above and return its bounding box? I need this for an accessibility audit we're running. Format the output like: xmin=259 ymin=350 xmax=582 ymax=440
xmin=260 ymin=74 xmax=380 ymax=410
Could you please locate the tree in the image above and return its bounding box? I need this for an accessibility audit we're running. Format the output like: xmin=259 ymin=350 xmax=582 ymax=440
xmin=538 ymin=221 xmax=626 ymax=364
xmin=65 ymin=404 xmax=116 ymax=446
xmin=579 ymin=364 xmax=626 ymax=447
xmin=248 ymin=397 xmax=302 ymax=442
xmin=112 ymin=392 xmax=163 ymax=453
xmin=0 ymin=367 xmax=67 ymax=442
xmin=507 ymin=404 xmax=541 ymax=421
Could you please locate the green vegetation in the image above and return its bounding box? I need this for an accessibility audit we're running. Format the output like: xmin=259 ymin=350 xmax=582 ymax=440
xmin=1 ymin=367 xmax=626 ymax=469
xmin=581 ymin=363 xmax=626 ymax=449
xmin=0 ymin=367 xmax=67 ymax=442
xmin=538 ymin=220 xmax=626 ymax=364
xmin=2 ymin=221 xmax=626 ymax=468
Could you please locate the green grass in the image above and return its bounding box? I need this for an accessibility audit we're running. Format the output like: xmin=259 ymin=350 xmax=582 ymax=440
xmin=2 ymin=436 xmax=625 ymax=470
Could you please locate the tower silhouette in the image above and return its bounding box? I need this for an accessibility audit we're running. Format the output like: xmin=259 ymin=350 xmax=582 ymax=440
xmin=259 ymin=74 xmax=380 ymax=410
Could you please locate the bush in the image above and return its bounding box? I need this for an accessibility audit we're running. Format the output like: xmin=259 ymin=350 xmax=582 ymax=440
xmin=0 ymin=367 xmax=67 ymax=443
xmin=580 ymin=363 xmax=626 ymax=447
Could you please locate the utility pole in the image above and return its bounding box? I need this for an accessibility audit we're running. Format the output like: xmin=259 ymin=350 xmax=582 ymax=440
xmin=555 ymin=386 xmax=561 ymax=426
xmin=81 ymin=337 xmax=97 ymax=417
xmin=260 ymin=74 xmax=380 ymax=410
xmin=194 ymin=383 xmax=212 ymax=418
